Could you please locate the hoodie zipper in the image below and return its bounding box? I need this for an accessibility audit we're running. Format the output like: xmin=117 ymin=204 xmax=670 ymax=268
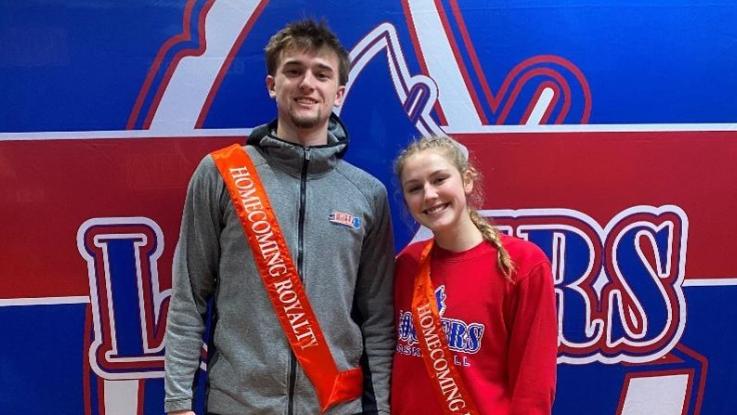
xmin=288 ymin=147 xmax=310 ymax=415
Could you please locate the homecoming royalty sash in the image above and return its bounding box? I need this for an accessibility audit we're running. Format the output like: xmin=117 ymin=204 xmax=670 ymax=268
xmin=211 ymin=144 xmax=362 ymax=413
xmin=412 ymin=241 xmax=480 ymax=415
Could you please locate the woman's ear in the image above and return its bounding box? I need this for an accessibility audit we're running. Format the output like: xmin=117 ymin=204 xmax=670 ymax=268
xmin=463 ymin=169 xmax=475 ymax=194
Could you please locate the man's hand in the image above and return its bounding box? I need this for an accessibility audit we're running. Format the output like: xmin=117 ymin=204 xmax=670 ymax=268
xmin=169 ymin=411 xmax=195 ymax=415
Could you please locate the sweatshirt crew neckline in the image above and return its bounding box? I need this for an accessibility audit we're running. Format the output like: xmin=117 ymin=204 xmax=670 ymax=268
xmin=431 ymin=240 xmax=492 ymax=262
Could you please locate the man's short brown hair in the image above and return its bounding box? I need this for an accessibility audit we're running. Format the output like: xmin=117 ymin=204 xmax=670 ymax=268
xmin=264 ymin=19 xmax=351 ymax=86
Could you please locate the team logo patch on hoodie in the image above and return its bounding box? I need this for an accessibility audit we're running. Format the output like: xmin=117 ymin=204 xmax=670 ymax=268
xmin=329 ymin=211 xmax=362 ymax=230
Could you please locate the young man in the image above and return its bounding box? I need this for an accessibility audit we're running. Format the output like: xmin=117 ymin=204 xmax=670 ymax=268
xmin=164 ymin=20 xmax=395 ymax=415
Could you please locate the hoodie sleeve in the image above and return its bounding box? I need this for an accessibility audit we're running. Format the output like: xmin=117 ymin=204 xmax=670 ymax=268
xmin=164 ymin=156 xmax=222 ymax=413
xmin=353 ymin=184 xmax=396 ymax=414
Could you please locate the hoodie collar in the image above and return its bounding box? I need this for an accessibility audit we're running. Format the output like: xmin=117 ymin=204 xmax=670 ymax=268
xmin=247 ymin=113 xmax=349 ymax=177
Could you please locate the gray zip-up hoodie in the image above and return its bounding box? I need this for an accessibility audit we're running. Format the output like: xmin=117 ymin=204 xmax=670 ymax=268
xmin=164 ymin=115 xmax=395 ymax=415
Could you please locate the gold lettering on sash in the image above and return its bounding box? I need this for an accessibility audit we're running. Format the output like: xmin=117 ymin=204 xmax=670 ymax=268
xmin=416 ymin=303 xmax=470 ymax=413
xmin=233 ymin=170 xmax=320 ymax=351
xmin=216 ymin=145 xmax=364 ymax=412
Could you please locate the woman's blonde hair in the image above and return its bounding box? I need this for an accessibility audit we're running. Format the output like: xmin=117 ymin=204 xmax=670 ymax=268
xmin=394 ymin=136 xmax=515 ymax=280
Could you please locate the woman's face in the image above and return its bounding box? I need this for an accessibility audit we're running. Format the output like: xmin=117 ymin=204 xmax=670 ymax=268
xmin=400 ymin=150 xmax=474 ymax=235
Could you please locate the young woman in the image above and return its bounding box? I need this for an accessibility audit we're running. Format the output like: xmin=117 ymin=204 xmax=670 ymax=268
xmin=391 ymin=136 xmax=557 ymax=415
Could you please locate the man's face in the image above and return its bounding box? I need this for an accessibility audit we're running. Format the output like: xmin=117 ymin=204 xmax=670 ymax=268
xmin=266 ymin=46 xmax=345 ymax=143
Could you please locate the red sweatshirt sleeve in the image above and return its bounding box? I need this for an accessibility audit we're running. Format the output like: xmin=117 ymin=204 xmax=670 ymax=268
xmin=506 ymin=260 xmax=558 ymax=415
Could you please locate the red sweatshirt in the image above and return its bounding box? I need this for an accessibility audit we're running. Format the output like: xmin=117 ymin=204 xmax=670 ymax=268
xmin=391 ymin=236 xmax=558 ymax=415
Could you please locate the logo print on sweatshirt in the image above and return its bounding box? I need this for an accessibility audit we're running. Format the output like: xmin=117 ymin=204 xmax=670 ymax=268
xmin=329 ymin=211 xmax=362 ymax=230
xmin=435 ymin=285 xmax=447 ymax=316
xmin=398 ymin=285 xmax=485 ymax=354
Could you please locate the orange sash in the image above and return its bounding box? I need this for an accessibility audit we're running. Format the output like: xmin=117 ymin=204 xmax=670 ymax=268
xmin=211 ymin=144 xmax=362 ymax=413
xmin=412 ymin=240 xmax=480 ymax=415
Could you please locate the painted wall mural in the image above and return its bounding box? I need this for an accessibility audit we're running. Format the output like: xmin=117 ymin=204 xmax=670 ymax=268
xmin=2 ymin=1 xmax=736 ymax=414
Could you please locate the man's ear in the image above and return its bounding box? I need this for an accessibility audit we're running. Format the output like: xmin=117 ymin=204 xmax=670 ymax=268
xmin=265 ymin=75 xmax=276 ymax=98
xmin=333 ymin=85 xmax=346 ymax=107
